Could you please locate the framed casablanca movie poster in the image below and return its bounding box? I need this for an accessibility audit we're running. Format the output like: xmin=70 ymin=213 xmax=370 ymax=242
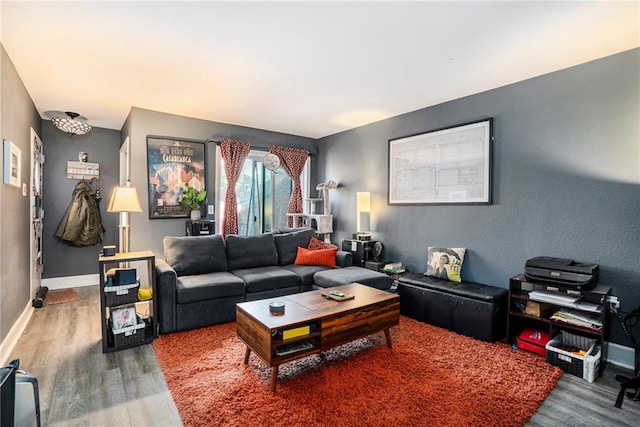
xmin=146 ymin=137 xmax=206 ymax=219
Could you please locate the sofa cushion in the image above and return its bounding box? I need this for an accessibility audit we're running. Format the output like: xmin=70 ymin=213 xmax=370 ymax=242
xmin=282 ymin=264 xmax=331 ymax=286
xmin=163 ymin=234 xmax=228 ymax=276
xmin=226 ymin=233 xmax=278 ymax=270
xmin=425 ymin=247 xmax=466 ymax=283
xmin=295 ymin=246 xmax=338 ymax=268
xmin=313 ymin=266 xmax=393 ymax=290
xmin=231 ymin=266 xmax=300 ymax=293
xmin=176 ymin=272 xmax=246 ymax=305
xmin=273 ymin=228 xmax=315 ymax=265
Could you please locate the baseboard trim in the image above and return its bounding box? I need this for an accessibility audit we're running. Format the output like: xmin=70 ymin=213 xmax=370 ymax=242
xmin=607 ymin=341 xmax=636 ymax=371
xmin=42 ymin=274 xmax=99 ymax=290
xmin=0 ymin=302 xmax=33 ymax=366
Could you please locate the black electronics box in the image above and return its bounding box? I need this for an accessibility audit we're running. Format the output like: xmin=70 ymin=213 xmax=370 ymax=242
xmin=365 ymin=261 xmax=386 ymax=272
xmin=107 ymin=268 xmax=137 ymax=286
xmin=341 ymin=239 xmax=377 ymax=267
xmin=102 ymin=245 xmax=116 ymax=257
xmin=186 ymin=220 xmax=215 ymax=236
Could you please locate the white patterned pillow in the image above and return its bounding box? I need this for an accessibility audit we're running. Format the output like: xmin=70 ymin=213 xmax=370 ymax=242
xmin=425 ymin=247 xmax=466 ymax=283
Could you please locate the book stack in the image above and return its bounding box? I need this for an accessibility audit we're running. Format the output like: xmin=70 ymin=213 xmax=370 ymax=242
xmin=383 ymin=262 xmax=405 ymax=274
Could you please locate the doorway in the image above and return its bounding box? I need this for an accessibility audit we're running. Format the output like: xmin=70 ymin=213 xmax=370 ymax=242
xmin=29 ymin=128 xmax=44 ymax=297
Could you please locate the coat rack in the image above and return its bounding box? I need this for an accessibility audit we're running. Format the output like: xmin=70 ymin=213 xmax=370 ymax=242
xmin=66 ymin=161 xmax=99 ymax=180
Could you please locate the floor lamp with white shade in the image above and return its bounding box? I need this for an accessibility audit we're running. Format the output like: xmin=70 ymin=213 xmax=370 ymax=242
xmin=107 ymin=182 xmax=143 ymax=253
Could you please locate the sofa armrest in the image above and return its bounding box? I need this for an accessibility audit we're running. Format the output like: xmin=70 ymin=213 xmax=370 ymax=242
xmin=336 ymin=250 xmax=352 ymax=268
xmin=155 ymin=259 xmax=178 ymax=334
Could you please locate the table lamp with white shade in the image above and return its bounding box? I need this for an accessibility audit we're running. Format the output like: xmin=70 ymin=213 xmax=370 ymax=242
xmin=356 ymin=191 xmax=371 ymax=241
xmin=107 ymin=181 xmax=142 ymax=253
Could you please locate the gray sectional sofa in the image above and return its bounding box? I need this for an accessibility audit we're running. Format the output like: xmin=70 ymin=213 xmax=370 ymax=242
xmin=155 ymin=227 xmax=392 ymax=334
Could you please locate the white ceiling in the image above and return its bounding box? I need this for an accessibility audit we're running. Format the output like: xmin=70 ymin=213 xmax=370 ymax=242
xmin=1 ymin=1 xmax=638 ymax=139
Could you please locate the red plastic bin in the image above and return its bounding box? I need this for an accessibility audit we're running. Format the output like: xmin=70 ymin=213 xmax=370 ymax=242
xmin=516 ymin=328 xmax=550 ymax=356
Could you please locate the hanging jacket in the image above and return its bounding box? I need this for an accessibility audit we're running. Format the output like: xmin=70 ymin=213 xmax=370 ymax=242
xmin=56 ymin=180 xmax=104 ymax=246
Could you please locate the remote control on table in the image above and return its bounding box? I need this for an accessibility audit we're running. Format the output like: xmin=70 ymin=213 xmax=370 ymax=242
xmin=330 ymin=291 xmax=345 ymax=297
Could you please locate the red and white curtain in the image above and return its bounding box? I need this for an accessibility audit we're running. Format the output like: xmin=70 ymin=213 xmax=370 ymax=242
xmin=220 ymin=139 xmax=251 ymax=237
xmin=268 ymin=145 xmax=309 ymax=227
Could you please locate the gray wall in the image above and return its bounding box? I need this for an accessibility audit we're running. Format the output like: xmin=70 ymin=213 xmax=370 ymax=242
xmin=41 ymin=122 xmax=121 ymax=278
xmin=0 ymin=44 xmax=41 ymax=342
xmin=317 ymin=48 xmax=640 ymax=346
xmin=124 ymin=107 xmax=318 ymax=257
xmin=42 ymin=108 xmax=318 ymax=277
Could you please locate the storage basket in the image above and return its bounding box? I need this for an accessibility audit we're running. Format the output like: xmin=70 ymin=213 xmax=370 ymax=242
xmin=104 ymin=282 xmax=139 ymax=306
xmin=545 ymin=331 xmax=600 ymax=383
xmin=109 ymin=316 xmax=146 ymax=349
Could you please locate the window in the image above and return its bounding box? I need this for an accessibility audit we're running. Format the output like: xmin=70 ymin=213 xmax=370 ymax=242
xmin=215 ymin=148 xmax=310 ymax=235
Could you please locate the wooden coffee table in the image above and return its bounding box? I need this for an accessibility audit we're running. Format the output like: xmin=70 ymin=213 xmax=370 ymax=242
xmin=236 ymin=282 xmax=400 ymax=391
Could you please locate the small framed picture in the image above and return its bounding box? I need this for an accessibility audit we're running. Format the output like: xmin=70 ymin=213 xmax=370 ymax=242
xmin=111 ymin=305 xmax=137 ymax=330
xmin=3 ymin=139 xmax=21 ymax=188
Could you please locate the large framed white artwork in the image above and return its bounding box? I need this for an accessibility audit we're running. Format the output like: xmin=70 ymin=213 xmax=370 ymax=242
xmin=388 ymin=119 xmax=493 ymax=205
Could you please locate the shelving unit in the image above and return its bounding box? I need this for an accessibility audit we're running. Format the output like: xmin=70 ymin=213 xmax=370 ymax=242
xmin=506 ymin=274 xmax=610 ymax=376
xmin=98 ymin=251 xmax=157 ymax=353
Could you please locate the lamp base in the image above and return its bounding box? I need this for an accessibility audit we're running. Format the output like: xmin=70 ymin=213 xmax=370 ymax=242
xmin=119 ymin=222 xmax=130 ymax=253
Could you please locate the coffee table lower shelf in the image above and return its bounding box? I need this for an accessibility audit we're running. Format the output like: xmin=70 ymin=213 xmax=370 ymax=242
xmin=241 ymin=329 xmax=393 ymax=392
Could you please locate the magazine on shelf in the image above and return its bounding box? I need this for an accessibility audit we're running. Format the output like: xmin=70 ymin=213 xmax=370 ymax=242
xmin=550 ymin=309 xmax=602 ymax=330
xmin=529 ymin=290 xmax=580 ymax=304
xmin=528 ymin=290 xmax=601 ymax=313
xmin=275 ymin=339 xmax=315 ymax=356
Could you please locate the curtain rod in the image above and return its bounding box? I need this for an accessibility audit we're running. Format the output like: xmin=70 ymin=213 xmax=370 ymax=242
xmin=205 ymin=139 xmax=315 ymax=156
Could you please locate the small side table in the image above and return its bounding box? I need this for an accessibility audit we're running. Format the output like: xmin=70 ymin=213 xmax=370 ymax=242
xmin=98 ymin=251 xmax=157 ymax=353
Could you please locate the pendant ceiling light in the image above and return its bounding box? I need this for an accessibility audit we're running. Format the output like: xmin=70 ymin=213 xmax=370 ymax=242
xmin=51 ymin=111 xmax=92 ymax=136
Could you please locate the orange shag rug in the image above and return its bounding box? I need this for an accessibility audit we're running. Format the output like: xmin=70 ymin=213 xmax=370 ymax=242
xmin=153 ymin=316 xmax=562 ymax=427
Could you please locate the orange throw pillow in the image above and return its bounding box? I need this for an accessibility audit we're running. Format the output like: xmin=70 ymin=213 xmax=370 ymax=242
xmin=294 ymin=246 xmax=338 ymax=268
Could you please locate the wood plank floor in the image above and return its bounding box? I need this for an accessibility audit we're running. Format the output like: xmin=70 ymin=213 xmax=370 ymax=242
xmin=8 ymin=285 xmax=640 ymax=426
xmin=8 ymin=286 xmax=181 ymax=426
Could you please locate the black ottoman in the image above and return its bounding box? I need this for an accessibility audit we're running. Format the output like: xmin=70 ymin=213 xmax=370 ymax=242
xmin=313 ymin=266 xmax=393 ymax=290
xmin=398 ymin=273 xmax=508 ymax=342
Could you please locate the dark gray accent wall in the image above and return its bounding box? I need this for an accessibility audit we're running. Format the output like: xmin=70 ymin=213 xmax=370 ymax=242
xmin=0 ymin=44 xmax=41 ymax=342
xmin=124 ymin=107 xmax=318 ymax=258
xmin=317 ymin=48 xmax=640 ymax=346
xmin=41 ymin=122 xmax=121 ymax=278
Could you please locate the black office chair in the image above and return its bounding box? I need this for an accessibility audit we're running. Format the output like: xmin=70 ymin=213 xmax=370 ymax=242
xmin=0 ymin=359 xmax=41 ymax=427
xmin=614 ymin=306 xmax=640 ymax=408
